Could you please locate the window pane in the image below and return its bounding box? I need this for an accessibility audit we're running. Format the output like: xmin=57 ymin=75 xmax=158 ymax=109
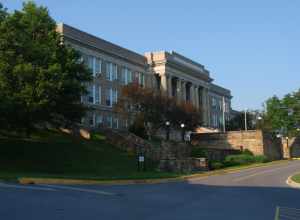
xmin=87 ymin=85 xmax=94 ymax=103
xmin=95 ymin=84 xmax=100 ymax=104
xmin=95 ymin=58 xmax=101 ymax=74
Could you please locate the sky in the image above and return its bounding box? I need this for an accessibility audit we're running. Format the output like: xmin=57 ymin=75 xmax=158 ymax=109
xmin=2 ymin=0 xmax=300 ymax=111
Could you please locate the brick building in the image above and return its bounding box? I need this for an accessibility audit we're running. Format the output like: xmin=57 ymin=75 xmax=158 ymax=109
xmin=57 ymin=23 xmax=232 ymax=130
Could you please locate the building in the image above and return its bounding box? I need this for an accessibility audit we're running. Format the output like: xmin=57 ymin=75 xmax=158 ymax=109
xmin=57 ymin=23 xmax=232 ymax=130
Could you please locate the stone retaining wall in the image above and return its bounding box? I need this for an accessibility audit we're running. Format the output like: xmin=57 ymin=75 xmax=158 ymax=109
xmin=191 ymin=130 xmax=283 ymax=160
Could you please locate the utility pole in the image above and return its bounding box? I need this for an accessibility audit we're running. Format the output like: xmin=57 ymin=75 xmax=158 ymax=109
xmin=244 ymin=109 xmax=248 ymax=131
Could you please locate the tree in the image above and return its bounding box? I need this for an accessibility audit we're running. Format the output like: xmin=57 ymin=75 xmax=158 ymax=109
xmin=0 ymin=2 xmax=92 ymax=135
xmin=226 ymin=111 xmax=256 ymax=131
xmin=115 ymin=83 xmax=202 ymax=139
xmin=263 ymin=91 xmax=300 ymax=136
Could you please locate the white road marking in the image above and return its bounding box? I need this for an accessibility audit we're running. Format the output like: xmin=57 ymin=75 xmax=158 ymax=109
xmin=233 ymin=163 xmax=300 ymax=182
xmin=0 ymin=182 xmax=57 ymax=191
xmin=41 ymin=184 xmax=116 ymax=196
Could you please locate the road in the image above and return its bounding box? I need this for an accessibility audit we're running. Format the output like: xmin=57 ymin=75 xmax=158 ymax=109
xmin=1 ymin=160 xmax=300 ymax=220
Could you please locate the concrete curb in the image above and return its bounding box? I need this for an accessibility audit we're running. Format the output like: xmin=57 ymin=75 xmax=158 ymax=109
xmin=286 ymin=174 xmax=300 ymax=189
xmin=18 ymin=160 xmax=291 ymax=186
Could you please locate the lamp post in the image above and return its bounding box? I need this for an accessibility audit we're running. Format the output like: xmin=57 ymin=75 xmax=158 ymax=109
xmin=244 ymin=109 xmax=248 ymax=131
xmin=180 ymin=123 xmax=185 ymax=142
xmin=256 ymin=116 xmax=262 ymax=129
xmin=165 ymin=121 xmax=170 ymax=141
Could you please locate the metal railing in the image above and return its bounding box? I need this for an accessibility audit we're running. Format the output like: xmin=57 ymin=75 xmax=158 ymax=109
xmin=275 ymin=206 xmax=300 ymax=220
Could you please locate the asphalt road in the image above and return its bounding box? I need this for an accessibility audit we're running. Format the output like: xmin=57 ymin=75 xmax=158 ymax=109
xmin=1 ymin=160 xmax=300 ymax=220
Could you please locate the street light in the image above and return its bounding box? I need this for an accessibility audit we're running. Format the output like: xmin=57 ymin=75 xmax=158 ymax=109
xmin=165 ymin=121 xmax=170 ymax=141
xmin=180 ymin=123 xmax=185 ymax=141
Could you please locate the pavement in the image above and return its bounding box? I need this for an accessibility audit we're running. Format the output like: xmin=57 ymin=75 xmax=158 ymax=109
xmin=1 ymin=160 xmax=300 ymax=220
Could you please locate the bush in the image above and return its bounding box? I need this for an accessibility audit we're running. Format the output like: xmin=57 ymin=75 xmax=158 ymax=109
xmin=243 ymin=149 xmax=254 ymax=156
xmin=224 ymin=154 xmax=269 ymax=167
xmin=191 ymin=148 xmax=208 ymax=158
xmin=253 ymin=155 xmax=269 ymax=163
xmin=211 ymin=161 xmax=224 ymax=170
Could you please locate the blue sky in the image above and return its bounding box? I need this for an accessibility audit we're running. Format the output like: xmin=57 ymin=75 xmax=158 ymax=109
xmin=2 ymin=0 xmax=299 ymax=110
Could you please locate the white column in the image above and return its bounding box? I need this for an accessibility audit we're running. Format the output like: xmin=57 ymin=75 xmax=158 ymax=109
xmin=160 ymin=74 xmax=167 ymax=94
xmin=195 ymin=86 xmax=199 ymax=109
xmin=190 ymin=84 xmax=194 ymax=105
xmin=176 ymin=79 xmax=182 ymax=102
xmin=167 ymin=75 xmax=172 ymax=97
xmin=182 ymin=80 xmax=186 ymax=102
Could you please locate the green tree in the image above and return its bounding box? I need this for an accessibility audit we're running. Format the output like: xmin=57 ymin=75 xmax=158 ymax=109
xmin=0 ymin=2 xmax=92 ymax=135
xmin=263 ymin=90 xmax=300 ymax=136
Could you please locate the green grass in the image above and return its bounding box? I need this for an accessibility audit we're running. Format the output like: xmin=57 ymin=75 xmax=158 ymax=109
xmin=291 ymin=173 xmax=300 ymax=183
xmin=0 ymin=130 xmax=178 ymax=182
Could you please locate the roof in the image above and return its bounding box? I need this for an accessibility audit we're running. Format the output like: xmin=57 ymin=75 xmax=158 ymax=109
xmin=56 ymin=23 xmax=147 ymax=67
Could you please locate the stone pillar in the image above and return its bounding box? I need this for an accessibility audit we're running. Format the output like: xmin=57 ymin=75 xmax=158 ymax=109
xmin=182 ymin=80 xmax=186 ymax=102
xmin=190 ymin=84 xmax=194 ymax=105
xmin=167 ymin=75 xmax=172 ymax=97
xmin=160 ymin=74 xmax=167 ymax=95
xmin=176 ymin=78 xmax=182 ymax=103
xmin=202 ymin=88 xmax=209 ymax=126
xmin=195 ymin=86 xmax=199 ymax=109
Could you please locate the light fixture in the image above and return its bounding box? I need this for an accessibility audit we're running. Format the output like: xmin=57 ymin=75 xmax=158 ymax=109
xmin=166 ymin=121 xmax=170 ymax=126
xmin=180 ymin=123 xmax=185 ymax=128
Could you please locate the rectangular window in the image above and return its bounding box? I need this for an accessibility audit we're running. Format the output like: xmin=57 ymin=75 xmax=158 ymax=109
xmin=121 ymin=67 xmax=132 ymax=85
xmin=106 ymin=62 xmax=117 ymax=81
xmin=105 ymin=88 xmax=112 ymax=107
xmin=113 ymin=117 xmax=119 ymax=129
xmin=112 ymin=89 xmax=118 ymax=105
xmin=95 ymin=58 xmax=102 ymax=75
xmin=95 ymin=84 xmax=101 ymax=104
xmin=105 ymin=88 xmax=117 ymax=107
xmin=106 ymin=115 xmax=112 ymax=128
xmin=87 ymin=85 xmax=94 ymax=104
xmin=95 ymin=114 xmax=103 ymax=127
xmin=87 ymin=55 xmax=94 ymax=77
xmin=138 ymin=72 xmax=145 ymax=86
xmin=89 ymin=115 xmax=94 ymax=127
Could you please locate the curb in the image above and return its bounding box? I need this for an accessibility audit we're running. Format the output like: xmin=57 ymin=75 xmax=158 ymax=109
xmin=286 ymin=174 xmax=300 ymax=189
xmin=18 ymin=177 xmax=184 ymax=185
xmin=18 ymin=160 xmax=291 ymax=186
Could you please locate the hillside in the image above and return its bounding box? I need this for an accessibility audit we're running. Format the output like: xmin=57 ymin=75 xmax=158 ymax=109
xmin=0 ymin=130 xmax=175 ymax=181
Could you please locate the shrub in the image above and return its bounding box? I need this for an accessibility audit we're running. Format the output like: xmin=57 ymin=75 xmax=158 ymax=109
xmin=253 ymin=155 xmax=269 ymax=163
xmin=243 ymin=149 xmax=254 ymax=156
xmin=224 ymin=154 xmax=255 ymax=166
xmin=224 ymin=154 xmax=269 ymax=167
xmin=211 ymin=161 xmax=224 ymax=170
xmin=191 ymin=148 xmax=208 ymax=158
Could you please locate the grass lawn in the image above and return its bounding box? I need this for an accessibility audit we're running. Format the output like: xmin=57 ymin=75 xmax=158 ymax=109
xmin=291 ymin=173 xmax=300 ymax=183
xmin=0 ymin=130 xmax=178 ymax=182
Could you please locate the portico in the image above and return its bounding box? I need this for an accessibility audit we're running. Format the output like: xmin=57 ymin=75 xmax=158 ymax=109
xmin=145 ymin=51 xmax=214 ymax=126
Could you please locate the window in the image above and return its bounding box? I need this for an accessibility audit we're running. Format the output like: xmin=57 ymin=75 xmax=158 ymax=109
xmin=87 ymin=55 xmax=94 ymax=77
xmin=121 ymin=67 xmax=132 ymax=85
xmin=95 ymin=114 xmax=103 ymax=127
xmin=88 ymin=115 xmax=94 ymax=127
xmin=112 ymin=89 xmax=118 ymax=105
xmin=87 ymin=85 xmax=94 ymax=104
xmin=95 ymin=84 xmax=101 ymax=104
xmin=95 ymin=58 xmax=102 ymax=75
xmin=212 ymin=97 xmax=217 ymax=108
xmin=138 ymin=72 xmax=145 ymax=87
xmin=113 ymin=117 xmax=119 ymax=129
xmin=105 ymin=88 xmax=117 ymax=107
xmin=105 ymin=88 xmax=112 ymax=106
xmin=106 ymin=62 xmax=118 ymax=81
xmin=106 ymin=115 xmax=112 ymax=128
